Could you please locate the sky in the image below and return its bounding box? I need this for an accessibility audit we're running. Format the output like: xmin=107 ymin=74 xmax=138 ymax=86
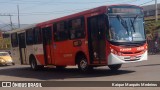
xmin=0 ymin=0 xmax=159 ymax=29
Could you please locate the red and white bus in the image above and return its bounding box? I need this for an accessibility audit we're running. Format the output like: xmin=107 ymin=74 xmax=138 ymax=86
xmin=10 ymin=4 xmax=147 ymax=72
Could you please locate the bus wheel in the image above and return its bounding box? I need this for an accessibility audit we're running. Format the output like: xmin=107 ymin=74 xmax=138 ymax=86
xmin=108 ymin=64 xmax=122 ymax=71
xmin=78 ymin=57 xmax=92 ymax=72
xmin=30 ymin=57 xmax=38 ymax=70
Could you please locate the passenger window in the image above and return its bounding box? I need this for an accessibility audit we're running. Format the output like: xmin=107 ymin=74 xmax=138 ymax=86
xmin=42 ymin=27 xmax=52 ymax=44
xmin=53 ymin=21 xmax=69 ymax=41
xmin=34 ymin=27 xmax=42 ymax=44
xmin=69 ymin=17 xmax=85 ymax=39
xmin=11 ymin=33 xmax=18 ymax=47
xmin=26 ymin=29 xmax=34 ymax=45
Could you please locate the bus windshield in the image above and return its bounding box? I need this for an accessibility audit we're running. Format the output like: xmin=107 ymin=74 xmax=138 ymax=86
xmin=108 ymin=14 xmax=145 ymax=42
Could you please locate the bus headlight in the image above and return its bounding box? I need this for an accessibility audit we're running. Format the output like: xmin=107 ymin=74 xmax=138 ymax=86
xmin=111 ymin=49 xmax=117 ymax=55
xmin=118 ymin=52 xmax=122 ymax=56
xmin=111 ymin=49 xmax=122 ymax=56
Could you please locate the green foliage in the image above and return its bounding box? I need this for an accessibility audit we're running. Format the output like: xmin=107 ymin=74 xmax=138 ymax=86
xmin=0 ymin=38 xmax=11 ymax=50
xmin=145 ymin=20 xmax=160 ymax=40
xmin=145 ymin=20 xmax=160 ymax=34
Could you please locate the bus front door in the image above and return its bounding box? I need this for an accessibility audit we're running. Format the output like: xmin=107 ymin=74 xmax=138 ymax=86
xmin=18 ymin=33 xmax=27 ymax=64
xmin=42 ymin=27 xmax=53 ymax=65
xmin=87 ymin=15 xmax=106 ymax=64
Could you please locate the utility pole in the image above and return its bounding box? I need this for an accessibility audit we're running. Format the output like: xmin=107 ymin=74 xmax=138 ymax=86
xmin=0 ymin=14 xmax=13 ymax=30
xmin=17 ymin=5 xmax=20 ymax=28
xmin=155 ymin=0 xmax=158 ymax=22
xmin=9 ymin=14 xmax=13 ymax=30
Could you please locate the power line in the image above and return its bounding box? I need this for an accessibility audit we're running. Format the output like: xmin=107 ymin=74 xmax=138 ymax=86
xmin=0 ymin=20 xmax=11 ymax=28
xmin=0 ymin=19 xmax=17 ymax=30
xmin=0 ymin=15 xmax=13 ymax=29
xmin=10 ymin=8 xmax=90 ymax=15
xmin=5 ymin=0 xmax=135 ymax=16
xmin=0 ymin=0 xmax=128 ymax=4
xmin=120 ymin=0 xmax=138 ymax=4
xmin=139 ymin=0 xmax=154 ymax=6
xmin=0 ymin=21 xmax=17 ymax=30
xmin=0 ymin=0 xmax=132 ymax=14
xmin=0 ymin=14 xmax=13 ymax=30
xmin=0 ymin=0 xmax=130 ymax=12
xmin=0 ymin=24 xmax=11 ymax=30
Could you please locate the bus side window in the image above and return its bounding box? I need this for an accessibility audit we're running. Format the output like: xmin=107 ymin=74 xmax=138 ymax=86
xmin=26 ymin=28 xmax=34 ymax=45
xmin=53 ymin=21 xmax=69 ymax=41
xmin=68 ymin=17 xmax=85 ymax=39
xmin=34 ymin=27 xmax=42 ymax=44
xmin=11 ymin=33 xmax=18 ymax=47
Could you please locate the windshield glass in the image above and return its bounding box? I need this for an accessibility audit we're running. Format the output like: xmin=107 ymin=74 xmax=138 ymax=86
xmin=108 ymin=15 xmax=145 ymax=42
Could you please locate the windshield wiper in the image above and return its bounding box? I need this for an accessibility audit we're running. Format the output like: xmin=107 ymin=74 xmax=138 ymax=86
xmin=130 ymin=15 xmax=139 ymax=32
xmin=117 ymin=15 xmax=129 ymax=35
xmin=133 ymin=15 xmax=139 ymax=23
xmin=130 ymin=19 xmax=135 ymax=32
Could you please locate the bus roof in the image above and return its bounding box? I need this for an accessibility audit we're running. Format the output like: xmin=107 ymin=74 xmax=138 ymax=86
xmin=37 ymin=6 xmax=106 ymax=26
xmin=8 ymin=4 xmax=141 ymax=33
xmin=37 ymin=4 xmax=141 ymax=26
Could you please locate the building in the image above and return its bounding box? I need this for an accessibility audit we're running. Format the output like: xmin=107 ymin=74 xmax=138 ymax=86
xmin=142 ymin=3 xmax=160 ymax=21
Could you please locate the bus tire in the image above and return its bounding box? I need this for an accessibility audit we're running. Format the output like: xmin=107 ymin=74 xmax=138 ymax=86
xmin=108 ymin=64 xmax=122 ymax=71
xmin=30 ymin=57 xmax=38 ymax=70
xmin=78 ymin=56 xmax=93 ymax=72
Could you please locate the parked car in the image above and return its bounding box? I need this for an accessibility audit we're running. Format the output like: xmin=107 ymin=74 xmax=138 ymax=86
xmin=0 ymin=52 xmax=15 ymax=65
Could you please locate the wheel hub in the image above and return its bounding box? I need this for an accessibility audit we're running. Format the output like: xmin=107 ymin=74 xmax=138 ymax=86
xmin=80 ymin=60 xmax=87 ymax=69
xmin=31 ymin=61 xmax=35 ymax=69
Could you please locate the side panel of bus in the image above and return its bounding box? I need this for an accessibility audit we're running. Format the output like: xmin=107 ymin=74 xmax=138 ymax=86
xmin=52 ymin=21 xmax=74 ymax=66
xmin=11 ymin=47 xmax=20 ymax=64
xmin=26 ymin=28 xmax=45 ymax=65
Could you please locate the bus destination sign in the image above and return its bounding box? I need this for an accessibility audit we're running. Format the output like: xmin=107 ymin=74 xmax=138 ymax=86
xmin=109 ymin=7 xmax=142 ymax=14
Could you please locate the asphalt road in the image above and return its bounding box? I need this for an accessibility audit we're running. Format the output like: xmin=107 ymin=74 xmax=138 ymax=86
xmin=0 ymin=55 xmax=160 ymax=90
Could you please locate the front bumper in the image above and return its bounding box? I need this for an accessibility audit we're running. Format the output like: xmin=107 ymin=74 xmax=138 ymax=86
xmin=0 ymin=60 xmax=14 ymax=65
xmin=108 ymin=50 xmax=148 ymax=65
